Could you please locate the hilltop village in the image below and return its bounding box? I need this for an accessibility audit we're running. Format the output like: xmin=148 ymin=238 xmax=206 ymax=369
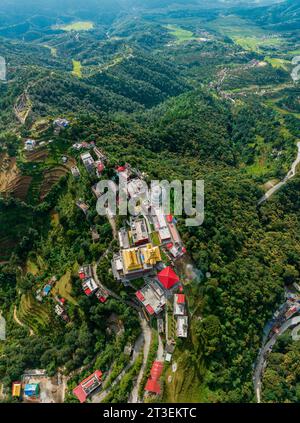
xmin=9 ymin=118 xmax=192 ymax=403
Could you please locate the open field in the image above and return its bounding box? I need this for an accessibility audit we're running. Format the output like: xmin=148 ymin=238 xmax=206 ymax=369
xmin=43 ymin=45 xmax=57 ymax=57
xmin=207 ymin=15 xmax=283 ymax=53
xmin=26 ymin=259 xmax=39 ymax=276
xmin=53 ymin=270 xmax=77 ymax=305
xmin=53 ymin=21 xmax=94 ymax=32
xmin=264 ymin=56 xmax=290 ymax=71
xmin=164 ymin=24 xmax=195 ymax=44
xmin=72 ymin=60 xmax=82 ymax=78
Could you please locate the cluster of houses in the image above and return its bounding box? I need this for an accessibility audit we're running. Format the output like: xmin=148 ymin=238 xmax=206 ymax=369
xmin=80 ymin=146 xmax=106 ymax=178
xmin=78 ymin=265 xmax=109 ymax=303
xmin=109 ymin=164 xmax=189 ymax=340
xmin=12 ymin=381 xmax=40 ymax=401
xmin=53 ymin=118 xmax=69 ymax=135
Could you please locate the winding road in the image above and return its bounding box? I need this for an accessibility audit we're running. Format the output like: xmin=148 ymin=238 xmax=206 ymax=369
xmin=258 ymin=142 xmax=300 ymax=205
xmin=91 ymin=316 xmax=146 ymax=403
xmin=254 ymin=316 xmax=300 ymax=403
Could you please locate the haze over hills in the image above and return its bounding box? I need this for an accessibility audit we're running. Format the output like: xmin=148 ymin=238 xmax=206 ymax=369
xmin=0 ymin=0 xmax=300 ymax=406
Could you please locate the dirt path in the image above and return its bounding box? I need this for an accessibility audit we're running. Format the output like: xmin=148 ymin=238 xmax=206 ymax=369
xmin=128 ymin=316 xmax=152 ymax=403
xmin=13 ymin=306 xmax=34 ymax=336
xmin=91 ymin=319 xmax=145 ymax=403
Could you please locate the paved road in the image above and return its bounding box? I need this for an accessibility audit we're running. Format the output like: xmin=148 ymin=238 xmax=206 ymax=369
xmin=258 ymin=142 xmax=300 ymax=205
xmin=292 ymin=324 xmax=300 ymax=341
xmin=254 ymin=316 xmax=300 ymax=402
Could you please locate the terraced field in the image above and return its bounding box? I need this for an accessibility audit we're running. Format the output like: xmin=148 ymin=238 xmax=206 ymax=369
xmin=39 ymin=165 xmax=70 ymax=200
xmin=17 ymin=293 xmax=50 ymax=333
xmin=4 ymin=175 xmax=33 ymax=200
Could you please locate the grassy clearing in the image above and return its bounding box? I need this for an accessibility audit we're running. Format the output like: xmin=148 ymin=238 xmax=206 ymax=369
xmin=207 ymin=15 xmax=282 ymax=53
xmin=26 ymin=259 xmax=39 ymax=276
xmin=265 ymin=56 xmax=290 ymax=71
xmin=150 ymin=231 xmax=160 ymax=246
xmin=50 ymin=211 xmax=60 ymax=227
xmin=53 ymin=270 xmax=77 ymax=305
xmin=72 ymin=60 xmax=82 ymax=78
xmin=234 ymin=36 xmax=282 ymax=53
xmin=163 ymin=348 xmax=211 ymax=402
xmin=53 ymin=21 xmax=94 ymax=32
xmin=245 ymin=136 xmax=276 ymax=177
xmin=43 ymin=45 xmax=57 ymax=57
xmin=164 ymin=24 xmax=195 ymax=44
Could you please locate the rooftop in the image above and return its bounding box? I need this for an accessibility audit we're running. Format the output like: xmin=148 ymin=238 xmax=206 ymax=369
xmin=157 ymin=266 xmax=180 ymax=290
xmin=135 ymin=280 xmax=166 ymax=315
xmin=177 ymin=315 xmax=188 ymax=338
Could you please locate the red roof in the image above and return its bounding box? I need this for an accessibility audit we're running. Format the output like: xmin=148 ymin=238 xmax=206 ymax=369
xmin=157 ymin=267 xmax=180 ymax=290
xmin=135 ymin=291 xmax=145 ymax=302
xmin=97 ymin=163 xmax=104 ymax=172
xmin=166 ymin=243 xmax=174 ymax=250
xmin=116 ymin=165 xmax=126 ymax=172
xmin=166 ymin=214 xmax=173 ymax=223
xmin=73 ymin=385 xmax=87 ymax=403
xmin=60 ymin=298 xmax=66 ymax=304
xmin=84 ymin=288 xmax=92 ymax=296
xmin=146 ymin=304 xmax=155 ymax=315
xmin=182 ymin=247 xmax=187 ymax=254
xmin=80 ymin=370 xmax=103 ymax=386
xmin=150 ymin=361 xmax=163 ymax=379
xmin=177 ymin=294 xmax=185 ymax=304
xmin=179 ymin=285 xmax=184 ymax=292
xmin=145 ymin=378 xmax=161 ymax=395
xmin=99 ymin=296 xmax=106 ymax=303
xmin=79 ymin=272 xmax=85 ymax=280
xmin=73 ymin=370 xmax=103 ymax=403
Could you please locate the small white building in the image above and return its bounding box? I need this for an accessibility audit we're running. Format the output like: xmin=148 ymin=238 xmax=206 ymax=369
xmin=24 ymin=139 xmax=36 ymax=151
xmin=176 ymin=315 xmax=188 ymax=338
xmin=174 ymin=294 xmax=186 ymax=316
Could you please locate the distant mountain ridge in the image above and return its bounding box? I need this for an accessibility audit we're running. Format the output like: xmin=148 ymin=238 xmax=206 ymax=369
xmin=236 ymin=0 xmax=300 ymax=31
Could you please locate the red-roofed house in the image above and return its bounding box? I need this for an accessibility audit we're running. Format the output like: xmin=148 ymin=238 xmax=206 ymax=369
xmin=146 ymin=304 xmax=155 ymax=315
xmin=166 ymin=214 xmax=173 ymax=224
xmin=145 ymin=361 xmax=164 ymax=396
xmin=145 ymin=379 xmax=161 ymax=395
xmin=97 ymin=162 xmax=104 ymax=173
xmin=157 ymin=267 xmax=180 ymax=290
xmin=150 ymin=361 xmax=164 ymax=379
xmin=135 ymin=291 xmax=145 ymax=302
xmin=73 ymin=370 xmax=103 ymax=403
xmin=84 ymin=287 xmax=92 ymax=296
xmin=79 ymin=271 xmax=85 ymax=280
xmin=177 ymin=294 xmax=185 ymax=304
xmin=174 ymin=293 xmax=186 ymax=316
